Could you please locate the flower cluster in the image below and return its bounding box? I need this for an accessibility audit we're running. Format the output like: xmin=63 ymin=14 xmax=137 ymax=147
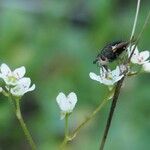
xmin=56 ymin=92 xmax=77 ymax=119
xmin=0 ymin=63 xmax=35 ymax=97
xmin=89 ymin=45 xmax=150 ymax=87
xmin=55 ymin=45 xmax=150 ymax=122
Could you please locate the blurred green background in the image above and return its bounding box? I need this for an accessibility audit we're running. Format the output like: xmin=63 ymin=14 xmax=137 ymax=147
xmin=0 ymin=0 xmax=150 ymax=150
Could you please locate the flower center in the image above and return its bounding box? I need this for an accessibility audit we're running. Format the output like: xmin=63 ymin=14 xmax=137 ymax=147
xmin=8 ymin=76 xmax=17 ymax=84
xmin=138 ymin=56 xmax=144 ymax=63
xmin=106 ymin=73 xmax=113 ymax=80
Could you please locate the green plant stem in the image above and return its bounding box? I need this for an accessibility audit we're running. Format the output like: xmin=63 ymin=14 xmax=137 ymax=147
xmin=127 ymin=71 xmax=139 ymax=77
xmin=15 ymin=98 xmax=36 ymax=150
xmin=130 ymin=0 xmax=141 ymax=40
xmin=8 ymin=94 xmax=16 ymax=112
xmin=128 ymin=0 xmax=140 ymax=64
xmin=99 ymin=77 xmax=125 ymax=150
xmin=60 ymin=138 xmax=68 ymax=150
xmin=60 ymin=114 xmax=69 ymax=149
xmin=60 ymin=88 xmax=115 ymax=148
xmin=65 ymin=114 xmax=69 ymax=138
xmin=72 ymin=99 xmax=108 ymax=136
xmin=72 ymin=90 xmax=114 ymax=137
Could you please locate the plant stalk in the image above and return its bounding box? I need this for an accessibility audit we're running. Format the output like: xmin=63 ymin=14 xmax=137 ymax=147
xmin=99 ymin=77 xmax=124 ymax=150
xmin=99 ymin=0 xmax=142 ymax=149
xmin=15 ymin=98 xmax=36 ymax=150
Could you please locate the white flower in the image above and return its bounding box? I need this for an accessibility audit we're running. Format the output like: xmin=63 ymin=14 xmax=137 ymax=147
xmin=89 ymin=66 xmax=124 ymax=86
xmin=128 ymin=45 xmax=150 ymax=65
xmin=10 ymin=78 xmax=35 ymax=97
xmin=142 ymin=63 xmax=150 ymax=72
xmin=0 ymin=63 xmax=26 ymax=86
xmin=56 ymin=92 xmax=77 ymax=120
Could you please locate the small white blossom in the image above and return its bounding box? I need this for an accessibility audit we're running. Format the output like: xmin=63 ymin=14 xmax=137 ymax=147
xmin=89 ymin=66 xmax=124 ymax=86
xmin=142 ymin=63 xmax=150 ymax=72
xmin=128 ymin=45 xmax=150 ymax=65
xmin=0 ymin=63 xmax=26 ymax=86
xmin=10 ymin=78 xmax=35 ymax=97
xmin=56 ymin=92 xmax=77 ymax=120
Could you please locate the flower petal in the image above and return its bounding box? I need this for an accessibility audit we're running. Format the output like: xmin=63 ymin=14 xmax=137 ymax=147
xmin=67 ymin=92 xmax=77 ymax=110
xmin=113 ymin=74 xmax=124 ymax=83
xmin=128 ymin=45 xmax=139 ymax=57
xmin=56 ymin=92 xmax=66 ymax=105
xmin=13 ymin=66 xmax=26 ymax=78
xmin=56 ymin=92 xmax=69 ymax=111
xmin=10 ymin=85 xmax=24 ymax=96
xmin=26 ymin=84 xmax=35 ymax=92
xmin=112 ymin=66 xmax=120 ymax=76
xmin=131 ymin=55 xmax=139 ymax=64
xmin=89 ymin=72 xmax=102 ymax=83
xmin=139 ymin=51 xmax=150 ymax=61
xmin=0 ymin=64 xmax=11 ymax=76
xmin=143 ymin=63 xmax=150 ymax=72
xmin=18 ymin=78 xmax=31 ymax=89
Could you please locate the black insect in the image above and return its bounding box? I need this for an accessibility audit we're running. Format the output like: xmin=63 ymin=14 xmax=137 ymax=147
xmin=93 ymin=41 xmax=129 ymax=70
